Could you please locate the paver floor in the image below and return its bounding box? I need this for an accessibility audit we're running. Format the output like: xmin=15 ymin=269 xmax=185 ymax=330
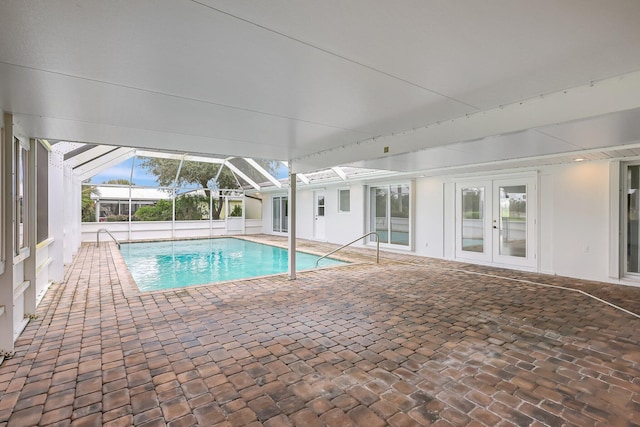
xmin=1 ymin=236 xmax=640 ymax=426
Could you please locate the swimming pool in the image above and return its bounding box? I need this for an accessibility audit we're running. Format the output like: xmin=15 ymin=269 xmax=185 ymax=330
xmin=119 ymin=238 xmax=347 ymax=292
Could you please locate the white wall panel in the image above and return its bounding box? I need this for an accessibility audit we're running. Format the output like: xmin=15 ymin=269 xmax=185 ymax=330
xmin=549 ymin=162 xmax=610 ymax=281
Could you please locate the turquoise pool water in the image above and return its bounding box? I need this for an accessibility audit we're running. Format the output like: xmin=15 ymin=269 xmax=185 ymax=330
xmin=120 ymin=238 xmax=347 ymax=291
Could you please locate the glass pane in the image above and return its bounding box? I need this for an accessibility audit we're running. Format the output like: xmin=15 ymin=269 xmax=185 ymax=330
xmin=339 ymin=189 xmax=350 ymax=212
xmin=317 ymin=196 xmax=325 ymax=216
xmin=461 ymin=187 xmax=484 ymax=252
xmin=628 ymin=166 xmax=640 ymax=273
xmin=499 ymin=185 xmax=527 ymax=257
xmin=390 ymin=184 xmax=409 ymax=246
xmin=282 ymin=198 xmax=288 ymax=232
xmin=16 ymin=145 xmax=26 ymax=249
xmin=273 ymin=197 xmax=280 ymax=232
xmin=372 ymin=187 xmax=388 ymax=243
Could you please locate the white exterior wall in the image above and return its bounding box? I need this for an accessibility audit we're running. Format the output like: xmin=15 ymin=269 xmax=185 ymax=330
xmin=325 ymin=185 xmax=367 ymax=245
xmin=263 ymin=160 xmax=628 ymax=286
xmin=543 ymin=161 xmax=611 ymax=282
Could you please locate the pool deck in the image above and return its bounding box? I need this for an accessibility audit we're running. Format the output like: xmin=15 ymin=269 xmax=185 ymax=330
xmin=1 ymin=235 xmax=640 ymax=426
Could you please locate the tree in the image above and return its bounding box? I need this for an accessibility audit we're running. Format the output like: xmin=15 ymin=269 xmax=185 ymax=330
xmin=81 ymin=184 xmax=98 ymax=222
xmin=140 ymin=158 xmax=276 ymax=220
xmin=103 ymin=179 xmax=134 ymax=185
xmin=134 ymin=199 xmax=172 ymax=221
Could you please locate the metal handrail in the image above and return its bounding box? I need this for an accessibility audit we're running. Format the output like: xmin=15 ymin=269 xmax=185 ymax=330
xmin=96 ymin=228 xmax=121 ymax=249
xmin=315 ymin=232 xmax=380 ymax=267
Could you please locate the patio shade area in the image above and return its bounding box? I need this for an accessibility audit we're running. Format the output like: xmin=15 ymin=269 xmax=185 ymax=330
xmin=0 ymin=236 xmax=639 ymax=426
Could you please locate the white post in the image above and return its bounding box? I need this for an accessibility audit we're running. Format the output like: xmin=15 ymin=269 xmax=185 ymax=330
xmin=288 ymin=168 xmax=297 ymax=280
xmin=23 ymin=138 xmax=37 ymax=316
xmin=171 ymin=189 xmax=176 ymax=239
xmin=48 ymin=148 xmax=65 ymax=281
xmin=0 ymin=113 xmax=15 ymax=353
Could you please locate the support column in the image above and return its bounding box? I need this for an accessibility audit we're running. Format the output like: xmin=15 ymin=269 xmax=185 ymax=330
xmin=288 ymin=168 xmax=296 ymax=280
xmin=23 ymin=138 xmax=37 ymax=316
xmin=0 ymin=113 xmax=14 ymax=353
xmin=48 ymin=148 xmax=65 ymax=281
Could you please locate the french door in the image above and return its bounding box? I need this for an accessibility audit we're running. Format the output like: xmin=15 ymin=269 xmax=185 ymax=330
xmin=456 ymin=175 xmax=536 ymax=268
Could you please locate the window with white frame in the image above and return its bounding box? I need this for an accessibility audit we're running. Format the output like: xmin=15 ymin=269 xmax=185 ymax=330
xmin=338 ymin=188 xmax=350 ymax=212
xmin=14 ymin=137 xmax=29 ymax=253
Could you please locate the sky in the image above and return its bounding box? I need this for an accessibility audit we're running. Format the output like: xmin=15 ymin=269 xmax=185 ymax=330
xmin=89 ymin=158 xmax=158 ymax=186
xmin=89 ymin=158 xmax=290 ymax=186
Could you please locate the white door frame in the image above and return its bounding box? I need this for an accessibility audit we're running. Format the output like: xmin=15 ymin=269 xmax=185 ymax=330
xmin=455 ymin=173 xmax=537 ymax=269
xmin=314 ymin=191 xmax=326 ymax=240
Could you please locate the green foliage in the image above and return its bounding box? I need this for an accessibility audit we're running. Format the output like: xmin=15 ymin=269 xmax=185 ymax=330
xmin=104 ymin=214 xmax=129 ymax=222
xmin=81 ymin=185 xmax=97 ymax=222
xmin=140 ymin=158 xmax=232 ymax=219
xmin=133 ymin=195 xmax=213 ymax=221
xmin=229 ymin=204 xmax=243 ymax=217
xmin=140 ymin=158 xmax=235 ymax=189
xmin=139 ymin=157 xmax=277 ymax=220
xmin=175 ymin=194 xmax=210 ymax=220
xmin=134 ymin=199 xmax=173 ymax=221
xmin=103 ymin=179 xmax=133 ymax=185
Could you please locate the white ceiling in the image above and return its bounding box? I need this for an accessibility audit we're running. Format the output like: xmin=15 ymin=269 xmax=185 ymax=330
xmin=1 ymin=0 xmax=640 ymax=174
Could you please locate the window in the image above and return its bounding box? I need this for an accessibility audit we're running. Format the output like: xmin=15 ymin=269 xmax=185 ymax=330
xmin=37 ymin=140 xmax=50 ymax=243
xmin=14 ymin=138 xmax=29 ymax=253
xmin=338 ymin=189 xmax=350 ymax=212
xmin=272 ymin=196 xmax=288 ymax=233
xmin=370 ymin=183 xmax=410 ymax=247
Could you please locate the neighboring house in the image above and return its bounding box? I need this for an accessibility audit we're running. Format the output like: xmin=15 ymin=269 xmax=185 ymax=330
xmin=91 ymin=186 xmax=171 ymax=221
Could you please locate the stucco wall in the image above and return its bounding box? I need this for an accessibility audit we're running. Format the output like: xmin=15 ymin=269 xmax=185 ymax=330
xmin=261 ymin=160 xmax=626 ymax=286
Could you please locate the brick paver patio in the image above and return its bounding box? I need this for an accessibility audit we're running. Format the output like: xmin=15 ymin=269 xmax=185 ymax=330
xmin=1 ymin=236 xmax=639 ymax=426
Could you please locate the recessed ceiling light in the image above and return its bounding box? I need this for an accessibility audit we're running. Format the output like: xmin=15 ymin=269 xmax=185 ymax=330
xmin=573 ymin=157 xmax=585 ymax=162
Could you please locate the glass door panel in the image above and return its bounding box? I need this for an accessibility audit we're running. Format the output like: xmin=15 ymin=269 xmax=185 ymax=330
xmin=498 ymin=185 xmax=527 ymax=258
xmin=272 ymin=198 xmax=280 ymax=232
xmin=456 ymin=176 xmax=536 ymax=268
xmin=626 ymin=165 xmax=640 ymax=273
xmin=461 ymin=187 xmax=485 ymax=253
xmin=272 ymin=196 xmax=288 ymax=233
xmin=390 ymin=184 xmax=410 ymax=246
xmin=492 ymin=177 xmax=536 ymax=268
xmin=371 ymin=187 xmax=388 ymax=243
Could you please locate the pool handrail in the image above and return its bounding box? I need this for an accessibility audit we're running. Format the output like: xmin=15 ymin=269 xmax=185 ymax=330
xmin=315 ymin=232 xmax=379 ymax=268
xmin=96 ymin=228 xmax=121 ymax=249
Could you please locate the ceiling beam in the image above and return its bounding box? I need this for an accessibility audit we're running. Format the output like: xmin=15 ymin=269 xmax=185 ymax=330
xmin=75 ymin=148 xmax=136 ymax=181
xmin=331 ymin=167 xmax=347 ymax=180
xmin=67 ymin=145 xmax=118 ymax=168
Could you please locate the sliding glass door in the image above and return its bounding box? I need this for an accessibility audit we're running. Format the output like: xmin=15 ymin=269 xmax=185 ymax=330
xmin=272 ymin=196 xmax=288 ymax=233
xmin=370 ymin=184 xmax=410 ymax=247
